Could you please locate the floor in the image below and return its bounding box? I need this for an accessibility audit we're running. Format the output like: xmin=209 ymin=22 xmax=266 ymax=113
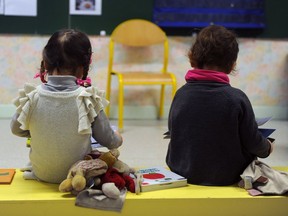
xmin=1 ymin=118 xmax=288 ymax=169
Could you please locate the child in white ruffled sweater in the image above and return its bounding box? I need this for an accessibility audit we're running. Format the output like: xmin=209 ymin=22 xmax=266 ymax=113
xmin=10 ymin=29 xmax=122 ymax=184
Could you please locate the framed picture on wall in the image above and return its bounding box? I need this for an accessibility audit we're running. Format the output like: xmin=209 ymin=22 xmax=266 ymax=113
xmin=69 ymin=0 xmax=102 ymax=15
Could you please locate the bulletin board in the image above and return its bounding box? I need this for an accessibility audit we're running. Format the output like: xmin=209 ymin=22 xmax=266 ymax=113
xmin=0 ymin=0 xmax=287 ymax=38
xmin=0 ymin=0 xmax=154 ymax=35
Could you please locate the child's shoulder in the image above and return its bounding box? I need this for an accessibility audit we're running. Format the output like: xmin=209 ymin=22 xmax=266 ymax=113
xmin=22 ymin=82 xmax=38 ymax=92
xmin=228 ymin=86 xmax=249 ymax=98
xmin=79 ymin=86 xmax=106 ymax=99
xmin=78 ymin=85 xmax=109 ymax=107
xmin=15 ymin=83 xmax=38 ymax=100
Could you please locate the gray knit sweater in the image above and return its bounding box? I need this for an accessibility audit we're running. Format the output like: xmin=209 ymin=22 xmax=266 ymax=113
xmin=10 ymin=76 xmax=122 ymax=183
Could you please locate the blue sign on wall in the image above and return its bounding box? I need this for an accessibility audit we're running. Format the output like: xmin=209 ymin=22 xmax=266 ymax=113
xmin=153 ymin=0 xmax=265 ymax=28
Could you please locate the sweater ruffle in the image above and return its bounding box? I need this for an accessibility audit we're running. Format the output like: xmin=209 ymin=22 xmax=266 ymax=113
xmin=13 ymin=84 xmax=109 ymax=135
xmin=13 ymin=83 xmax=38 ymax=130
xmin=77 ymin=86 xmax=109 ymax=134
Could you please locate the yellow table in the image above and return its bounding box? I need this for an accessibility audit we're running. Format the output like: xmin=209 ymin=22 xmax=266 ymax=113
xmin=1 ymin=168 xmax=288 ymax=216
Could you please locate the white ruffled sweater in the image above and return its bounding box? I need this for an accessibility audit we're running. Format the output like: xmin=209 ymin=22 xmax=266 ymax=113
xmin=12 ymin=79 xmax=109 ymax=183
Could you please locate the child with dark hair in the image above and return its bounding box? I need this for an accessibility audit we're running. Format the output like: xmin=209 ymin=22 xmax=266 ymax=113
xmin=166 ymin=25 xmax=273 ymax=186
xmin=10 ymin=29 xmax=122 ymax=184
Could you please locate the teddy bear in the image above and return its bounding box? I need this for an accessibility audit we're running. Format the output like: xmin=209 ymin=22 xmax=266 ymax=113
xmin=59 ymin=148 xmax=137 ymax=198
xmin=58 ymin=157 xmax=108 ymax=193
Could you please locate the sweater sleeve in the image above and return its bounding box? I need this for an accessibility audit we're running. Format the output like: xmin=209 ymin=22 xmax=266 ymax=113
xmin=10 ymin=113 xmax=31 ymax=138
xmin=238 ymin=93 xmax=271 ymax=158
xmin=91 ymin=110 xmax=123 ymax=149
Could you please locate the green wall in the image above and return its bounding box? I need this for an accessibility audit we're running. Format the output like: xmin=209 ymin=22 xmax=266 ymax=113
xmin=0 ymin=0 xmax=153 ymax=35
xmin=0 ymin=0 xmax=287 ymax=38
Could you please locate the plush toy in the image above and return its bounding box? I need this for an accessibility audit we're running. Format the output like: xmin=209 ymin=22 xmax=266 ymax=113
xmin=100 ymin=167 xmax=136 ymax=193
xmin=113 ymin=159 xmax=136 ymax=175
xmin=99 ymin=149 xmax=120 ymax=167
xmin=84 ymin=149 xmax=102 ymax=160
xmin=59 ymin=158 xmax=108 ymax=193
xmin=90 ymin=151 xmax=137 ymax=194
xmin=59 ymin=148 xmax=136 ymax=197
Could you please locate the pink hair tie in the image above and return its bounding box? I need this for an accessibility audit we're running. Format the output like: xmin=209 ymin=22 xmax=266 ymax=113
xmin=33 ymin=72 xmax=41 ymax=79
xmin=77 ymin=76 xmax=92 ymax=87
xmin=34 ymin=72 xmax=91 ymax=87
xmin=34 ymin=72 xmax=47 ymax=83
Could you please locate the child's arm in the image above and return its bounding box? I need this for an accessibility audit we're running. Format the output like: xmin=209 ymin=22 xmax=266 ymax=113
xmin=91 ymin=110 xmax=123 ymax=149
xmin=10 ymin=113 xmax=31 ymax=138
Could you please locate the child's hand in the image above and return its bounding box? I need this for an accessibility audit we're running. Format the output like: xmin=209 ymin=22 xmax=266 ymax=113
xmin=267 ymin=138 xmax=275 ymax=154
xmin=114 ymin=130 xmax=123 ymax=144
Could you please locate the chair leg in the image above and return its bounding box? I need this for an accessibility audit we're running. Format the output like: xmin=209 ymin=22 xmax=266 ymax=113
xmin=170 ymin=72 xmax=177 ymax=98
xmin=159 ymin=84 xmax=165 ymax=119
xmin=172 ymin=81 xmax=177 ymax=97
xmin=106 ymin=74 xmax=112 ymax=117
xmin=118 ymin=75 xmax=124 ymax=131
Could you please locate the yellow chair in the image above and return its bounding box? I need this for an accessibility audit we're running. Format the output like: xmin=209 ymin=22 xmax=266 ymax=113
xmin=106 ymin=19 xmax=177 ymax=130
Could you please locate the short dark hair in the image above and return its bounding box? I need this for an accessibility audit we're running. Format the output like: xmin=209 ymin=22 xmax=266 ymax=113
xmin=188 ymin=25 xmax=239 ymax=74
xmin=40 ymin=29 xmax=92 ymax=79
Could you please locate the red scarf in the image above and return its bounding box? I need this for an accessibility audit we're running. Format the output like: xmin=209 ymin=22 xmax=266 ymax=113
xmin=185 ymin=69 xmax=230 ymax=84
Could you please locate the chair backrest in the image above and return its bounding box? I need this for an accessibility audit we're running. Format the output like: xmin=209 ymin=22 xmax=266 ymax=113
xmin=111 ymin=19 xmax=167 ymax=46
xmin=109 ymin=19 xmax=169 ymax=73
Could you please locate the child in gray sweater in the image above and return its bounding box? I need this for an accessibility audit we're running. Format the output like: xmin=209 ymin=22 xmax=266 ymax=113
xmin=10 ymin=29 xmax=122 ymax=184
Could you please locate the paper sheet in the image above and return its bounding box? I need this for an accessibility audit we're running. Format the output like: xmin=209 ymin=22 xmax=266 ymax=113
xmin=4 ymin=0 xmax=37 ymax=16
xmin=0 ymin=0 xmax=4 ymax=15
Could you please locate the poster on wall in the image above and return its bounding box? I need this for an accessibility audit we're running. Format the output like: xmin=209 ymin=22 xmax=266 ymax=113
xmin=69 ymin=0 xmax=102 ymax=15
xmin=4 ymin=0 xmax=37 ymax=16
xmin=0 ymin=0 xmax=4 ymax=15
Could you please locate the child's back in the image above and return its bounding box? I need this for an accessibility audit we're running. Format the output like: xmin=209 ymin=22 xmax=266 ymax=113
xmin=166 ymin=25 xmax=273 ymax=186
xmin=11 ymin=29 xmax=122 ymax=183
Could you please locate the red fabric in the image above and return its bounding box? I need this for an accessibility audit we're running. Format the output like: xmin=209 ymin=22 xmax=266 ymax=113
xmin=185 ymin=69 xmax=230 ymax=84
xmin=101 ymin=168 xmax=135 ymax=193
xmin=123 ymin=175 xmax=136 ymax=193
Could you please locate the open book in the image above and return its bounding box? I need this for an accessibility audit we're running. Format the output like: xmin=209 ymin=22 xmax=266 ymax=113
xmin=91 ymin=137 xmax=103 ymax=149
xmin=256 ymin=116 xmax=275 ymax=139
xmin=136 ymin=167 xmax=187 ymax=192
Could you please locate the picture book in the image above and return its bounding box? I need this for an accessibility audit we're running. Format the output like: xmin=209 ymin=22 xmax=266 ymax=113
xmin=255 ymin=116 xmax=272 ymax=126
xmin=91 ymin=137 xmax=103 ymax=149
xmin=258 ymin=128 xmax=275 ymax=138
xmin=136 ymin=167 xmax=187 ymax=192
xmin=256 ymin=116 xmax=276 ymax=138
xmin=0 ymin=169 xmax=16 ymax=184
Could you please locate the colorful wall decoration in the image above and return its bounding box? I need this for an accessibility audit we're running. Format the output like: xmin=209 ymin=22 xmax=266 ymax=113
xmin=0 ymin=35 xmax=287 ymax=119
